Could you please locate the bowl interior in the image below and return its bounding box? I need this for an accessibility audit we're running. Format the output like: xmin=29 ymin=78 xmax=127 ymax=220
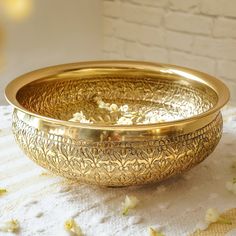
xmin=16 ymin=68 xmax=218 ymax=124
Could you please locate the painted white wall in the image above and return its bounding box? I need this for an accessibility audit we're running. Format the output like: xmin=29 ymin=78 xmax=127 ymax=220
xmin=103 ymin=0 xmax=236 ymax=104
xmin=0 ymin=0 xmax=103 ymax=104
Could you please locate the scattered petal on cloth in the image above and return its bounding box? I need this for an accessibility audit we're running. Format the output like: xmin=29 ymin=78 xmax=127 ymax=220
xmin=1 ymin=105 xmax=236 ymax=236
xmin=191 ymin=208 xmax=236 ymax=236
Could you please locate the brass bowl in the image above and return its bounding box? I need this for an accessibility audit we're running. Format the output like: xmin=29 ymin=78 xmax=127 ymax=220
xmin=5 ymin=61 xmax=230 ymax=187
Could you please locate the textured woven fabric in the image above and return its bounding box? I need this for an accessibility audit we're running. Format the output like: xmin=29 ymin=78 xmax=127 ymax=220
xmin=191 ymin=208 xmax=236 ymax=236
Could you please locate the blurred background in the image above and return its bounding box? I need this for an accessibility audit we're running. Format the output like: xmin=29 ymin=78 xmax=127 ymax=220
xmin=1 ymin=0 xmax=236 ymax=104
xmin=0 ymin=0 xmax=102 ymax=104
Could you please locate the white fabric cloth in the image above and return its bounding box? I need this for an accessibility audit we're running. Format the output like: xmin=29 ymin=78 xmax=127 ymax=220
xmin=0 ymin=105 xmax=236 ymax=236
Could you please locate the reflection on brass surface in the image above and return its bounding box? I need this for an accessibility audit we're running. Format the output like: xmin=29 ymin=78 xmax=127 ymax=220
xmin=5 ymin=61 xmax=230 ymax=186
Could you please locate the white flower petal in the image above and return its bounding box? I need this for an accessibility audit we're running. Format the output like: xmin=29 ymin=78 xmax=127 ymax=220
xmin=205 ymin=208 xmax=220 ymax=223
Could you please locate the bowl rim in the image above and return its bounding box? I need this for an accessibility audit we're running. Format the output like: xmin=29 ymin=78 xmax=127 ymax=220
xmin=5 ymin=60 xmax=230 ymax=131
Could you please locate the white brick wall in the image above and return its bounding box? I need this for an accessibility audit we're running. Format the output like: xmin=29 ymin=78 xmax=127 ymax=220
xmin=165 ymin=12 xmax=213 ymax=35
xmin=103 ymin=0 xmax=236 ymax=103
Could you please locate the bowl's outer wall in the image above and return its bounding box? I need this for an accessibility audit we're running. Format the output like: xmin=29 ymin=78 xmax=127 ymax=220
xmin=12 ymin=108 xmax=223 ymax=186
xmin=6 ymin=61 xmax=229 ymax=186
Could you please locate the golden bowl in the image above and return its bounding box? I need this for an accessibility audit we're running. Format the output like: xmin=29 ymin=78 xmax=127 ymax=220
xmin=5 ymin=61 xmax=230 ymax=187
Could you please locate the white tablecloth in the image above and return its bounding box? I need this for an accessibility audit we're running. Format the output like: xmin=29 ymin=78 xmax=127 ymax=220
xmin=1 ymin=105 xmax=236 ymax=236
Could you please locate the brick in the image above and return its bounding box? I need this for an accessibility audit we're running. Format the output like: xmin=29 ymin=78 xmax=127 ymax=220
xmin=221 ymin=79 xmax=236 ymax=104
xmin=165 ymin=31 xmax=193 ymax=52
xmin=193 ymin=36 xmax=236 ymax=61
xmin=103 ymin=36 xmax=124 ymax=53
xmin=115 ymin=21 xmax=139 ymax=41
xmin=124 ymin=41 xmax=144 ymax=59
xmin=200 ymin=0 xmax=236 ymax=18
xmin=216 ymin=60 xmax=236 ymax=80
xmin=213 ymin=18 xmax=236 ymax=38
xmin=128 ymin=0 xmax=168 ymax=7
xmin=165 ymin=12 xmax=213 ymax=35
xmin=103 ymin=1 xmax=121 ymax=18
xmin=103 ymin=52 xmax=124 ymax=60
xmin=169 ymin=0 xmax=199 ymax=12
xmin=103 ymin=17 xmax=117 ymax=36
xmin=169 ymin=50 xmax=215 ymax=75
xmin=124 ymin=42 xmax=168 ymax=62
xmin=143 ymin=46 xmax=168 ymax=62
xmin=122 ymin=3 xmax=165 ymax=26
xmin=137 ymin=26 xmax=164 ymax=46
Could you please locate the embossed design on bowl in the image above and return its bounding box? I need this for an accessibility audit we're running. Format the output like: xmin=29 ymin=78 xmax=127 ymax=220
xmin=5 ymin=61 xmax=230 ymax=186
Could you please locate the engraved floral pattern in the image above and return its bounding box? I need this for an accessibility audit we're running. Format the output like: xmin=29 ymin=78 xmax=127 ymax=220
xmin=12 ymin=111 xmax=223 ymax=186
xmin=16 ymin=76 xmax=217 ymax=124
